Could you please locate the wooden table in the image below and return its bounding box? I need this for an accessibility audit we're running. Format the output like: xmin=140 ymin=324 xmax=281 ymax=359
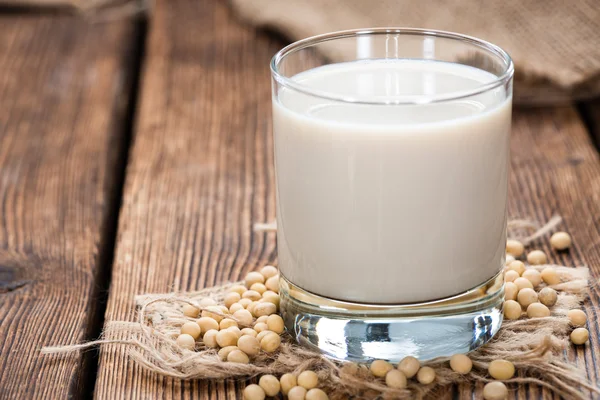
xmin=0 ymin=1 xmax=599 ymax=398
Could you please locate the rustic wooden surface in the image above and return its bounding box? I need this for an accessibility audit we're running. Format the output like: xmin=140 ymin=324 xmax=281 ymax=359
xmin=0 ymin=0 xmax=599 ymax=399
xmin=0 ymin=14 xmax=137 ymax=400
xmin=91 ymin=0 xmax=600 ymax=399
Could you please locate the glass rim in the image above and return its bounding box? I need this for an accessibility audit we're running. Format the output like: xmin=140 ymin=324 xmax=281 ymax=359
xmin=270 ymin=27 xmax=514 ymax=105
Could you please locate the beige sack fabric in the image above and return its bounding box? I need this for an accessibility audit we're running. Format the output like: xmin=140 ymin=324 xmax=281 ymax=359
xmin=0 ymin=0 xmax=147 ymax=21
xmin=231 ymin=0 xmax=600 ymax=104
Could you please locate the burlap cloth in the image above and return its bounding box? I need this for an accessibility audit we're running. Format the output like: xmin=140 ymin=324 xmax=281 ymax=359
xmin=42 ymin=217 xmax=600 ymax=399
xmin=6 ymin=0 xmax=598 ymax=103
xmin=231 ymin=0 xmax=600 ymax=105
xmin=0 ymin=0 xmax=148 ymax=22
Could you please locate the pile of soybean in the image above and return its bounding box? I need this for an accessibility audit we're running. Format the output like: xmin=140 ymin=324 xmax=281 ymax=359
xmin=174 ymin=231 xmax=588 ymax=400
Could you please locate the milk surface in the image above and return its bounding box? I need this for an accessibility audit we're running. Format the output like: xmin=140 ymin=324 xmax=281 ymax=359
xmin=273 ymin=59 xmax=511 ymax=304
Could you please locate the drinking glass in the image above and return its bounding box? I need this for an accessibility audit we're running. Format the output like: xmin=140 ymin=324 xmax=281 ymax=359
xmin=270 ymin=28 xmax=513 ymax=362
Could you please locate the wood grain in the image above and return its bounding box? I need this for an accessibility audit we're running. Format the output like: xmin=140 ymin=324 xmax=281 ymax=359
xmin=96 ymin=0 xmax=600 ymax=398
xmin=0 ymin=14 xmax=137 ymax=400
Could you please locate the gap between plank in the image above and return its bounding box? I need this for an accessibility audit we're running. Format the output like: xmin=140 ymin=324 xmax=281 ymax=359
xmin=577 ymin=100 xmax=600 ymax=151
xmin=73 ymin=13 xmax=148 ymax=400
xmin=0 ymin=5 xmax=67 ymax=14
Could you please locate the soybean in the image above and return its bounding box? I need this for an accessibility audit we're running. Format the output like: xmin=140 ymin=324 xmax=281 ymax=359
xmin=288 ymin=386 xmax=308 ymax=400
xmin=385 ymin=369 xmax=407 ymax=388
xmin=488 ymin=359 xmax=515 ymax=380
xmin=416 ymin=366 xmax=436 ymax=384
xmin=541 ymin=267 xmax=560 ymax=285
xmin=522 ymin=269 xmax=542 ymax=287
xmin=504 ymin=282 xmax=518 ymax=301
xmin=182 ymin=304 xmax=200 ymax=318
xmin=483 ymin=381 xmax=508 ymax=400
xmin=176 ymin=334 xmax=195 ymax=350
xmin=449 ymin=354 xmax=472 ymax=374
xmin=370 ymin=360 xmax=393 ymax=377
xmin=527 ymin=250 xmax=547 ymax=265
xmin=306 ymin=388 xmax=329 ymax=400
xmin=538 ymin=287 xmax=558 ymax=307
xmin=297 ymin=371 xmax=318 ymax=390
xmin=517 ymin=288 xmax=538 ymax=308
xmin=260 ymin=265 xmax=279 ymax=279
xmin=550 ymin=232 xmax=571 ymax=251
xmin=280 ymin=373 xmax=297 ymax=395
xmin=514 ymin=277 xmax=533 ymax=291
xmin=507 ymin=261 xmax=526 ymax=276
xmin=568 ymin=309 xmax=587 ymax=327
xmin=245 ymin=271 xmax=265 ymax=288
xmin=227 ymin=349 xmax=250 ymax=364
xmin=258 ymin=374 xmax=281 ymax=396
xmin=243 ymin=384 xmax=265 ymax=400
xmin=237 ymin=335 xmax=260 ymax=356
xmin=181 ymin=321 xmax=201 ymax=340
xmin=260 ymin=331 xmax=281 ymax=352
xmin=503 ymin=300 xmax=522 ymax=320
xmin=398 ymin=356 xmax=420 ymax=378
xmin=527 ymin=302 xmax=550 ymax=318
xmin=571 ymin=328 xmax=589 ymax=345
xmin=506 ymin=240 xmax=525 ymax=257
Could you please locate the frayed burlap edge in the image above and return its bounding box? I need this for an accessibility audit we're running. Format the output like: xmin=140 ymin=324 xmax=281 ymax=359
xmin=43 ymin=217 xmax=600 ymax=399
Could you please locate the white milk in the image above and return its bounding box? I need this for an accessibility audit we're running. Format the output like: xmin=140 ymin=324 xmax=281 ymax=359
xmin=273 ymin=59 xmax=511 ymax=304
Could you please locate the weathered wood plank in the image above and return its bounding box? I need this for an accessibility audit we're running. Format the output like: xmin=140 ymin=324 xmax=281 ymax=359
xmin=0 ymin=14 xmax=137 ymax=400
xmin=95 ymin=0 xmax=279 ymax=398
xmin=96 ymin=0 xmax=600 ymax=398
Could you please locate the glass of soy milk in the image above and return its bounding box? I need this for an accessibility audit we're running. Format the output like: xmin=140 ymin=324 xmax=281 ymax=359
xmin=270 ymin=28 xmax=513 ymax=362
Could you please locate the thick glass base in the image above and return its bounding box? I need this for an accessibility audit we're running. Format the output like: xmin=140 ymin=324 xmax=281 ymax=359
xmin=279 ymin=273 xmax=504 ymax=362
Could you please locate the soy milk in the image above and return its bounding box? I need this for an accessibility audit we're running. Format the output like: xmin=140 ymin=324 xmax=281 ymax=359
xmin=274 ymin=59 xmax=511 ymax=304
